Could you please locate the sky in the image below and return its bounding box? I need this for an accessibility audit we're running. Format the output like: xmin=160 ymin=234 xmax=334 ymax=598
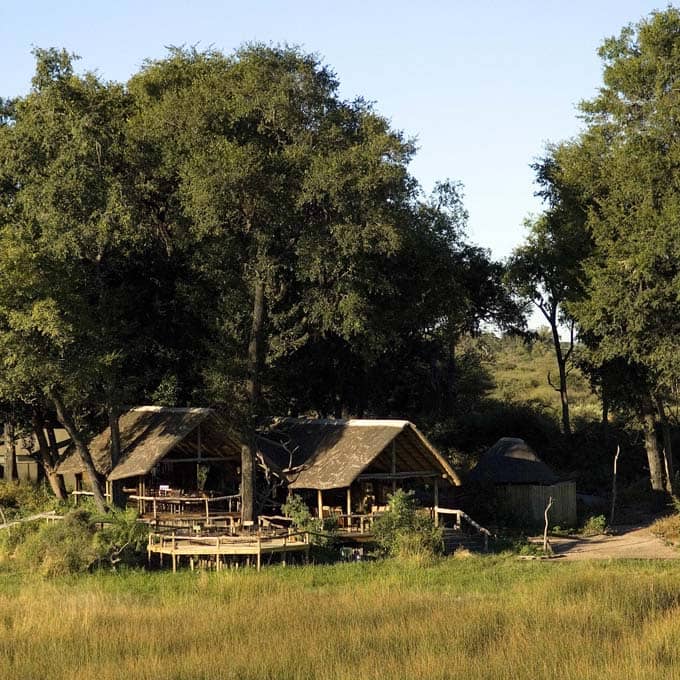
xmin=0 ymin=1 xmax=669 ymax=259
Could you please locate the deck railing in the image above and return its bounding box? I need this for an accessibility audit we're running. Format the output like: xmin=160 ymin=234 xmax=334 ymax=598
xmin=434 ymin=507 xmax=492 ymax=551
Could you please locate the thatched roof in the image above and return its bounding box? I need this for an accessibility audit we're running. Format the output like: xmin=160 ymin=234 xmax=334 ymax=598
xmin=258 ymin=418 xmax=461 ymax=491
xmin=468 ymin=437 xmax=560 ymax=485
xmin=57 ymin=407 xmax=242 ymax=481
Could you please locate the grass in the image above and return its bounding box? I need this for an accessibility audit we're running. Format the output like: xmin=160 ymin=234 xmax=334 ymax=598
xmin=3 ymin=557 xmax=680 ymax=678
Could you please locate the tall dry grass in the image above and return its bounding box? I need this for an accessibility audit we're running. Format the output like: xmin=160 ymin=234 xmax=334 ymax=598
xmin=2 ymin=557 xmax=680 ymax=679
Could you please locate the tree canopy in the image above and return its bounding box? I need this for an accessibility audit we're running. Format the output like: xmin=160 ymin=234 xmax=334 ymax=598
xmin=0 ymin=45 xmax=517 ymax=511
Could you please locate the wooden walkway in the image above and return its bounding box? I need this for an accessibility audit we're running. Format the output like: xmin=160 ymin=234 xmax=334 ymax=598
xmin=147 ymin=531 xmax=310 ymax=571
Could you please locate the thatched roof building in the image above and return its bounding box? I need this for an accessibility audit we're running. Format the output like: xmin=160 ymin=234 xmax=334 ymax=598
xmin=468 ymin=437 xmax=560 ymax=485
xmin=57 ymin=406 xmax=242 ymax=483
xmin=469 ymin=437 xmax=576 ymax=529
xmin=259 ymin=418 xmax=461 ymax=490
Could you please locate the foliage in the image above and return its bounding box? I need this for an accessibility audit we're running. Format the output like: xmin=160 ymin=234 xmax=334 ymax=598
xmin=650 ymin=513 xmax=680 ymax=545
xmin=12 ymin=509 xmax=98 ymax=576
xmin=537 ymin=8 xmax=680 ymax=490
xmin=281 ymin=494 xmax=340 ymax=562
xmin=4 ymin=507 xmax=148 ymax=576
xmin=0 ymin=480 xmax=62 ymax=520
xmin=372 ymin=489 xmax=443 ymax=561
xmin=580 ymin=514 xmax=608 ymax=537
xmin=91 ymin=508 xmax=149 ymax=568
xmin=281 ymin=494 xmax=316 ymax=532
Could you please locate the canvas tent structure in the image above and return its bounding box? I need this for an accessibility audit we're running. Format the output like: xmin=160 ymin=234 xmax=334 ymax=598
xmin=1 ymin=427 xmax=70 ymax=482
xmin=258 ymin=418 xmax=461 ymax=521
xmin=468 ymin=437 xmax=576 ymax=529
xmin=57 ymin=406 xmax=244 ymax=519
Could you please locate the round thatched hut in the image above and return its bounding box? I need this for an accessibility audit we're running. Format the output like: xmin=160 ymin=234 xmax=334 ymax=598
xmin=469 ymin=437 xmax=576 ymax=529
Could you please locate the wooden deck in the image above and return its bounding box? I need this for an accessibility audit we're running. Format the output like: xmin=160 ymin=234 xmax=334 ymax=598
xmin=147 ymin=531 xmax=310 ymax=571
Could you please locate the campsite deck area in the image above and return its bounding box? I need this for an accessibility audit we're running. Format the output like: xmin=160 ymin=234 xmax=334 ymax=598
xmin=147 ymin=531 xmax=310 ymax=571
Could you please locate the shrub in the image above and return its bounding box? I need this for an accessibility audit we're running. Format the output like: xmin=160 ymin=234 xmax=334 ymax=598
xmin=9 ymin=508 xmax=148 ymax=576
xmin=372 ymin=489 xmax=443 ymax=562
xmin=580 ymin=514 xmax=607 ymax=537
xmin=282 ymin=494 xmax=340 ymax=563
xmin=92 ymin=508 xmax=149 ymax=569
xmin=0 ymin=481 xmax=61 ymax=520
xmin=15 ymin=509 xmax=97 ymax=577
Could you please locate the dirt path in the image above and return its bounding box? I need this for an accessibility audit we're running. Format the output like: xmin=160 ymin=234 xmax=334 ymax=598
xmin=543 ymin=524 xmax=679 ymax=560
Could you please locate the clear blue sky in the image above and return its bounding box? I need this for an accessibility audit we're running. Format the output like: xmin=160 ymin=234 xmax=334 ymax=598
xmin=1 ymin=1 xmax=667 ymax=258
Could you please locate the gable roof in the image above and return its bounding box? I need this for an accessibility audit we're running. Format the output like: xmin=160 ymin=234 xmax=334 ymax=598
xmin=258 ymin=418 xmax=461 ymax=490
xmin=57 ymin=407 xmax=242 ymax=481
xmin=468 ymin=437 xmax=560 ymax=485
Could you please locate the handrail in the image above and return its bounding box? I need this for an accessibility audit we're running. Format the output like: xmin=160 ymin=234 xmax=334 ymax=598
xmin=148 ymin=528 xmax=310 ymax=545
xmin=434 ymin=507 xmax=492 ymax=551
xmin=0 ymin=511 xmax=62 ymax=531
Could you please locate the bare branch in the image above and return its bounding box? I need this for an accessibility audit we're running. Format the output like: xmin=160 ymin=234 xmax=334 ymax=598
xmin=547 ymin=371 xmax=561 ymax=393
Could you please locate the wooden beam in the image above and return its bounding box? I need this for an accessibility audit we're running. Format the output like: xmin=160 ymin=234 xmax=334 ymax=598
xmin=155 ymin=457 xmax=237 ymax=463
xmin=346 ymin=487 xmax=351 ymax=515
xmin=317 ymin=489 xmax=323 ymax=519
xmin=357 ymin=471 xmax=441 ymax=481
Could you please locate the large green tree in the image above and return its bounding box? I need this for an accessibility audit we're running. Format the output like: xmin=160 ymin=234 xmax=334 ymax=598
xmin=546 ymin=8 xmax=680 ymax=491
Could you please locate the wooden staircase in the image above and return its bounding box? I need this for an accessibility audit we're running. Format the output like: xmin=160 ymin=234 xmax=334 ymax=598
xmin=435 ymin=507 xmax=493 ymax=554
xmin=441 ymin=528 xmax=489 ymax=554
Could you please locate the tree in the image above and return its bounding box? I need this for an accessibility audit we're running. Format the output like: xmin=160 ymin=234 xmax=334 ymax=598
xmin=506 ymin=208 xmax=588 ymax=435
xmin=129 ymin=45 xmax=419 ymax=519
xmin=546 ymin=8 xmax=680 ymax=490
xmin=0 ymin=49 xmax=183 ymax=509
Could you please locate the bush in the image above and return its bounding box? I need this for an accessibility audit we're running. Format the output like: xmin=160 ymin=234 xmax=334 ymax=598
xmin=0 ymin=481 xmax=61 ymax=520
xmin=15 ymin=510 xmax=97 ymax=577
xmin=580 ymin=514 xmax=607 ymax=537
xmin=282 ymin=494 xmax=340 ymax=563
xmin=372 ymin=489 xmax=443 ymax=562
xmin=8 ymin=508 xmax=148 ymax=576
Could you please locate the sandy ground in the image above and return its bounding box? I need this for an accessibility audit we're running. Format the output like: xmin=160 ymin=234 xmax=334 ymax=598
xmin=539 ymin=525 xmax=680 ymax=560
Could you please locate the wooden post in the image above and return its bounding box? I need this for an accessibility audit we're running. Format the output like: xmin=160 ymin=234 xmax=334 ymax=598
xmin=257 ymin=535 xmax=262 ymax=571
xmin=205 ymin=497 xmax=210 ymax=522
xmin=137 ymin=477 xmax=143 ymax=514
xmin=282 ymin=535 xmax=287 ymax=567
xmin=346 ymin=487 xmax=351 ymax=516
xmin=434 ymin=478 xmax=439 ymax=527
xmin=610 ymin=445 xmax=620 ymax=526
xmin=543 ymin=496 xmax=554 ymax=555
xmin=153 ymin=497 xmax=157 ymax=520
xmin=391 ymin=441 xmax=397 ymax=493
xmin=317 ymin=489 xmax=323 ymax=519
xmin=74 ymin=474 xmax=83 ymax=506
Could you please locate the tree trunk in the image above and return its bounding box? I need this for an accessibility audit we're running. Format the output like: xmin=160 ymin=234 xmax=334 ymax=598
xmin=656 ymin=396 xmax=674 ymax=495
xmin=3 ymin=421 xmax=18 ymax=482
xmin=241 ymin=277 xmax=266 ymax=523
xmin=601 ymin=385 xmax=610 ymax=446
xmin=641 ymin=395 xmax=665 ymax=492
xmin=549 ymin=315 xmax=571 ymax=436
xmin=32 ymin=410 xmax=67 ymax=501
xmin=49 ymin=389 xmax=107 ymax=512
xmin=108 ymin=406 xmax=125 ymax=507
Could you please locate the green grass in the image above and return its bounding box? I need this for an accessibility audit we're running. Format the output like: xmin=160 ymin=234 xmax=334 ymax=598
xmin=3 ymin=557 xmax=680 ymax=678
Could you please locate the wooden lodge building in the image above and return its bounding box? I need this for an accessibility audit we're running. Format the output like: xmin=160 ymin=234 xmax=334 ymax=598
xmin=56 ymin=408 xmax=462 ymax=531
xmin=57 ymin=406 xmax=244 ymax=523
xmin=259 ymin=418 xmax=461 ymax=523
